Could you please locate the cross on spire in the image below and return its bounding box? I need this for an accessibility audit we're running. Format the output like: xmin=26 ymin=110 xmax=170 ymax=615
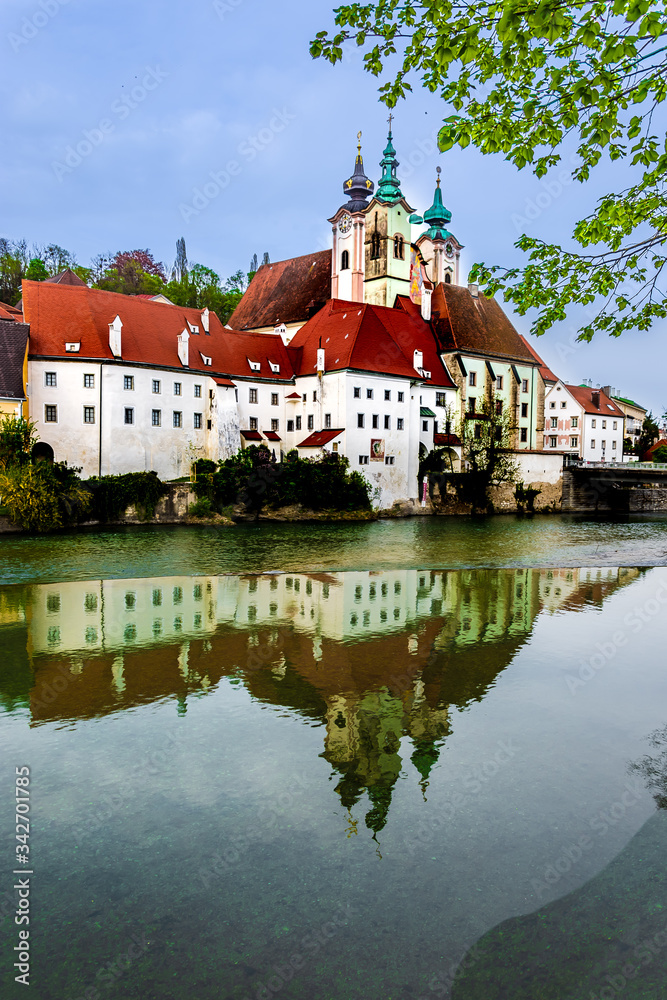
xmin=387 ymin=112 xmax=394 ymax=132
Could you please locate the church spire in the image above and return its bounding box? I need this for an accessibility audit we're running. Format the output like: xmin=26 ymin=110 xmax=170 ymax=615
xmin=340 ymin=131 xmax=374 ymax=212
xmin=375 ymin=114 xmax=403 ymax=204
xmin=423 ymin=166 xmax=453 ymax=240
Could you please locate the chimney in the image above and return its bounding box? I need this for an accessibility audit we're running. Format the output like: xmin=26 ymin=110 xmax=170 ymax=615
xmin=178 ymin=328 xmax=189 ymax=367
xmin=602 ymin=385 xmax=612 ymax=397
xmin=468 ymin=282 xmax=479 ymax=298
xmin=201 ymin=307 xmax=210 ymax=333
xmin=317 ymin=347 xmax=325 ymax=375
xmin=591 ymin=390 xmax=600 ymax=409
xmin=108 ymin=315 xmax=122 ymax=357
xmin=413 ymin=349 xmax=423 ymax=372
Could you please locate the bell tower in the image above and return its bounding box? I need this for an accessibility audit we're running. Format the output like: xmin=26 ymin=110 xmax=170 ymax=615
xmin=329 ymin=133 xmax=374 ymax=302
xmin=413 ymin=167 xmax=463 ymax=286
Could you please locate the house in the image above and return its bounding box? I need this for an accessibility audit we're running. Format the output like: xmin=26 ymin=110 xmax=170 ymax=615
xmin=0 ymin=321 xmax=30 ymax=419
xmin=604 ymin=388 xmax=647 ymax=452
xmin=543 ymin=382 xmax=625 ymax=462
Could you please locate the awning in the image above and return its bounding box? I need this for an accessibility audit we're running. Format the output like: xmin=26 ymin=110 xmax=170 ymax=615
xmin=263 ymin=431 xmax=281 ymax=441
xmin=240 ymin=430 xmax=263 ymax=441
xmin=420 ymin=407 xmax=436 ymax=418
xmin=297 ymin=429 xmax=344 ymax=447
xmin=213 ymin=377 xmax=236 ymax=387
xmin=285 ymin=392 xmax=302 ymax=400
xmin=434 ymin=433 xmax=462 ymax=447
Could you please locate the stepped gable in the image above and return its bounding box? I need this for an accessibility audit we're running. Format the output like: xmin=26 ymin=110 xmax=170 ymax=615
xmin=0 ymin=321 xmax=29 ymax=400
xmin=287 ymin=298 xmax=455 ymax=388
xmin=519 ymin=334 xmax=559 ymax=383
xmin=228 ymin=250 xmax=332 ymax=331
xmin=21 ymin=280 xmax=294 ymax=381
xmin=430 ymin=283 xmax=536 ymax=363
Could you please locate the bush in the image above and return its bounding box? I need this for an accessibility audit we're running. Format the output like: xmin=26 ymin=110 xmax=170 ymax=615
xmin=0 ymin=464 xmax=62 ymax=532
xmin=188 ymin=496 xmax=214 ymax=518
xmin=652 ymin=445 xmax=667 ymax=464
xmin=85 ymin=471 xmax=168 ymax=521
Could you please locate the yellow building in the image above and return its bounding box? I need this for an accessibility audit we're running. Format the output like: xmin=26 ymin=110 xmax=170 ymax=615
xmin=0 ymin=320 xmax=29 ymax=419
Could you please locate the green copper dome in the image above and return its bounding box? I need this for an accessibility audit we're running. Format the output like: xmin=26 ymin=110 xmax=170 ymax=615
xmin=375 ymin=122 xmax=403 ymax=204
xmin=423 ymin=169 xmax=453 ymax=240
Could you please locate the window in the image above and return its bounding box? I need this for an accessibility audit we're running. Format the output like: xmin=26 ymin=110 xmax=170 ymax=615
xmin=207 ymin=420 xmax=212 ymax=430
xmin=496 ymin=375 xmax=503 ymax=390
xmin=601 ymin=439 xmax=607 ymax=451
xmin=194 ymin=413 xmax=202 ymax=429
xmin=124 ymin=375 xmax=134 ymax=390
xmin=44 ymin=372 xmax=57 ymax=387
xmin=520 ymin=427 xmax=528 ymax=442
xmin=325 ymin=413 xmax=331 ymax=428
xmin=469 ymin=372 xmax=477 ymax=387
xmin=570 ymin=436 xmax=578 ymax=448
xmin=522 ymin=379 xmax=528 ymax=392
xmin=384 ymin=415 xmax=390 ymax=429
xmin=436 ymin=392 xmax=447 ymax=407
xmin=591 ymin=419 xmax=596 ymax=428
xmin=398 ymin=391 xmax=404 ymax=402
xmin=152 ymin=409 xmax=161 ymax=426
xmin=152 ymin=380 xmax=161 ymax=394
xmin=357 ymin=413 xmax=365 ymax=428
xmin=474 ymin=424 xmax=481 ymax=439
xmin=370 ymin=233 xmax=381 ymax=259
xmin=307 ymin=415 xmax=314 ymax=430
xmin=249 ymin=388 xmax=258 ymax=404
xmin=83 ymin=373 xmax=94 ymax=388
xmin=612 ymin=440 xmax=617 ymax=449
xmin=271 ymin=393 xmax=278 ymax=406
xmin=521 ymin=402 xmax=529 ymax=418
xmin=372 ymin=415 xmax=379 ymax=429
xmin=341 ymin=249 xmax=349 ymax=270
xmin=359 ymin=455 xmax=369 ymax=465
xmin=353 ymin=387 xmax=361 ymax=398
xmin=287 ymin=419 xmax=294 ymax=432
xmin=468 ymin=397 xmax=476 ymax=414
xmin=44 ymin=404 xmax=57 ymax=422
xmin=561 ymin=401 xmax=566 ymax=408
xmin=613 ymin=421 xmax=618 ymax=430
xmin=366 ymin=388 xmax=373 ymax=399
xmin=422 ymin=420 xmax=429 ymax=431
xmin=602 ymin=419 xmax=607 ymax=429
xmin=296 ymin=416 xmax=302 ymax=430
xmin=313 ymin=391 xmax=317 ymax=402
xmin=393 ymin=234 xmax=404 ymax=259
xmin=249 ymin=417 xmax=258 ymax=430
xmin=551 ymin=417 xmax=558 ymax=428
xmin=302 ymin=393 xmax=307 ymax=402
xmin=83 ymin=406 xmax=95 ymax=424
xmin=269 ymin=419 xmax=278 ymax=432
xmin=550 ymin=401 xmax=556 ymax=409
xmin=124 ymin=407 xmax=134 ymax=425
xmin=173 ymin=411 xmax=182 ymax=428
xmin=385 ymin=456 xmax=395 ymax=465
xmin=397 ymin=418 xmax=404 ymax=430
xmin=571 ymin=416 xmax=578 ymax=428
xmin=591 ymin=439 xmax=596 ymax=448
xmin=495 ymin=399 xmax=503 ymax=415
xmin=549 ymin=436 xmax=557 ymax=447
xmin=194 ymin=384 xmax=201 ymax=398
xmin=174 ymin=382 xmax=181 ymax=396
xmin=384 ymin=389 xmax=391 ymax=401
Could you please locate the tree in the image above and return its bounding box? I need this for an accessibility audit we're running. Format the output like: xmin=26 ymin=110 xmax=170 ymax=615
xmin=173 ymin=237 xmax=188 ymax=283
xmin=313 ymin=1 xmax=667 ymax=341
xmin=0 ymin=416 xmax=38 ymax=470
xmin=459 ymin=400 xmax=518 ymax=511
xmin=43 ymin=244 xmax=75 ymax=275
xmin=637 ymin=410 xmax=660 ymax=456
xmin=25 ymin=258 xmax=49 ymax=282
xmin=93 ymin=249 xmax=166 ymax=296
xmin=0 ymin=244 xmax=25 ymax=305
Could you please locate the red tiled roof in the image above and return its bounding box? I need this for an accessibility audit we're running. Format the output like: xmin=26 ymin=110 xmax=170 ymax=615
xmin=240 ymin=430 xmax=263 ymax=440
xmin=263 ymin=431 xmax=281 ymax=441
xmin=287 ymin=298 xmax=456 ymax=387
xmin=0 ymin=300 xmax=23 ymax=320
xmin=434 ymin=433 xmax=462 ymax=447
xmin=45 ymin=268 xmax=87 ymax=286
xmin=565 ymin=384 xmax=625 ymax=417
xmin=21 ymin=280 xmax=295 ymax=382
xmin=213 ymin=376 xmax=236 ymax=387
xmin=228 ymin=250 xmax=332 ymax=330
xmin=297 ymin=428 xmax=344 ymax=447
xmin=285 ymin=391 xmax=302 ymax=399
xmin=519 ymin=334 xmax=559 ymax=383
xmin=429 ymin=284 xmax=536 ymax=363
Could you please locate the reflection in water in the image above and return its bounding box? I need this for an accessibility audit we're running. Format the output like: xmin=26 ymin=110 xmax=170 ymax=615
xmin=0 ymin=566 xmax=641 ymax=844
xmin=451 ymin=731 xmax=667 ymax=1000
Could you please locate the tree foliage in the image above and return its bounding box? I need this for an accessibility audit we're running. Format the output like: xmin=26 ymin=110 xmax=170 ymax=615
xmin=313 ymin=0 xmax=667 ymax=339
xmin=0 ymin=416 xmax=38 ymax=470
xmin=458 ymin=400 xmax=518 ymax=511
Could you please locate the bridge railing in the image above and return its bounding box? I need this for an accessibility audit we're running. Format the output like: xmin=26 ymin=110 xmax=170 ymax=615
xmin=568 ymin=461 xmax=667 ymax=471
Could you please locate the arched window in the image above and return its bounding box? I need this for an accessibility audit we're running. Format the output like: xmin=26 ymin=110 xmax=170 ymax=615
xmin=445 ymin=272 xmax=452 ymax=284
xmin=393 ymin=235 xmax=404 ymax=259
xmin=370 ymin=233 xmax=381 ymax=259
xmin=341 ymin=249 xmax=349 ymax=270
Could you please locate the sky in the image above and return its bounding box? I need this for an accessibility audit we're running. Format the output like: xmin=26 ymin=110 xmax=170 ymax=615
xmin=1 ymin=0 xmax=665 ymax=415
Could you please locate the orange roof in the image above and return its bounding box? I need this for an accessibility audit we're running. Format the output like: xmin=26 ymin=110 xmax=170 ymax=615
xmin=519 ymin=335 xmax=559 ymax=383
xmin=228 ymin=250 xmax=332 ymax=330
xmin=565 ymin=384 xmax=625 ymax=417
xmin=22 ymin=280 xmax=294 ymax=382
xmin=430 ymin=284 xmax=536 ymax=363
xmin=297 ymin=428 xmax=344 ymax=447
xmin=287 ymin=298 xmax=456 ymax=387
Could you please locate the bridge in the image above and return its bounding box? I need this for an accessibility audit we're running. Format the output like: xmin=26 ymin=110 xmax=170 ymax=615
xmin=562 ymin=461 xmax=667 ymax=513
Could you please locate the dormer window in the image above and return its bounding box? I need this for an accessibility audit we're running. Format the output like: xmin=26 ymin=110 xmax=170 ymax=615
xmin=340 ymin=250 xmax=349 ymax=270
xmin=188 ymin=322 xmax=199 ymax=334
xmin=247 ymin=359 xmax=261 ymax=372
xmin=269 ymin=361 xmax=280 ymax=374
xmin=200 ymin=354 xmax=212 ymax=366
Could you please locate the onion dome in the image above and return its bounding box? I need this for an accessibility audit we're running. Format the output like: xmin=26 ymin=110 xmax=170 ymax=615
xmin=375 ymin=117 xmax=403 ymax=204
xmin=340 ymin=132 xmax=375 ymax=212
xmin=423 ymin=167 xmax=454 ymax=240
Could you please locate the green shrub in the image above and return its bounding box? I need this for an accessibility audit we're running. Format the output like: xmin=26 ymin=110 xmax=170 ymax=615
xmin=652 ymin=445 xmax=667 ymax=464
xmin=188 ymin=496 xmax=213 ymax=518
xmin=85 ymin=471 xmax=168 ymax=521
xmin=0 ymin=464 xmax=62 ymax=532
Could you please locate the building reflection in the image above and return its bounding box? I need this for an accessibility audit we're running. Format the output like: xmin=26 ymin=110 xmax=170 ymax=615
xmin=0 ymin=566 xmax=641 ymax=838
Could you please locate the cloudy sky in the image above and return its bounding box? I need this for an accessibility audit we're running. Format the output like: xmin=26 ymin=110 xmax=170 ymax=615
xmin=1 ymin=0 xmax=664 ymax=414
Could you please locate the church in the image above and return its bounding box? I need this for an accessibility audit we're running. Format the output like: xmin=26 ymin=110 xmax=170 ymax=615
xmin=18 ymin=122 xmax=551 ymax=507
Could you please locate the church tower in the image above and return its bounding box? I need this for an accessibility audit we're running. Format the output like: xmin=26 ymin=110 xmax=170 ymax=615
xmin=363 ymin=119 xmax=415 ymax=308
xmin=329 ymin=133 xmax=374 ymax=303
xmin=413 ymin=167 xmax=463 ymax=286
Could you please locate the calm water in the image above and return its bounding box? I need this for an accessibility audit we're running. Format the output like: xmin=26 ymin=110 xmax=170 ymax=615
xmin=1 ymin=522 xmax=667 ymax=999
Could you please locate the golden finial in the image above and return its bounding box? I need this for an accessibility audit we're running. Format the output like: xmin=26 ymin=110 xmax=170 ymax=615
xmin=436 ymin=165 xmax=442 ymax=188
xmin=357 ymin=130 xmax=362 ymax=158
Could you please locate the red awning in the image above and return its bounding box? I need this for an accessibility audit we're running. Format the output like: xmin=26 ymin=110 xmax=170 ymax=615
xmin=285 ymin=392 xmax=301 ymax=400
xmin=297 ymin=428 xmax=344 ymax=447
xmin=213 ymin=376 xmax=236 ymax=387
xmin=434 ymin=433 xmax=462 ymax=447
xmin=263 ymin=431 xmax=281 ymax=441
xmin=240 ymin=430 xmax=263 ymax=440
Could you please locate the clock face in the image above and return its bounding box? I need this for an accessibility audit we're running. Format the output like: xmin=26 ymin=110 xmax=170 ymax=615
xmin=339 ymin=215 xmax=352 ymax=235
xmin=445 ymin=242 xmax=455 ymax=258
